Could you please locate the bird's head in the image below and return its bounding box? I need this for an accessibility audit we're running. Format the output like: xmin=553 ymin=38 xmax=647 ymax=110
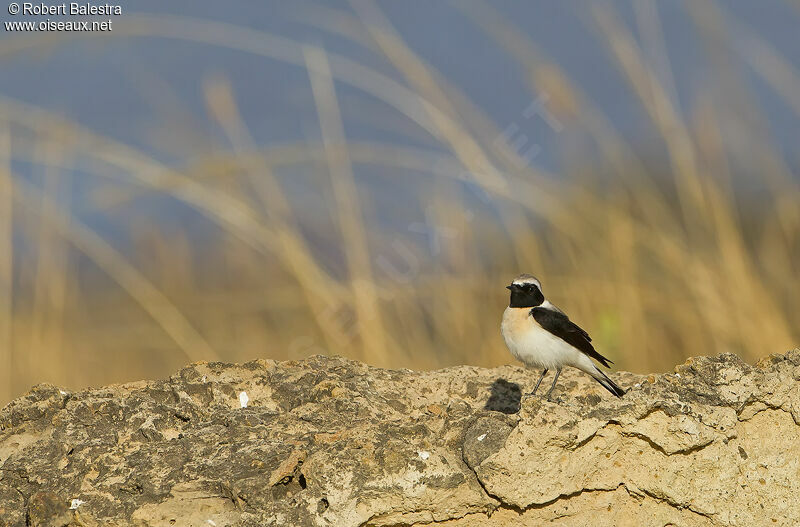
xmin=506 ymin=274 xmax=544 ymax=308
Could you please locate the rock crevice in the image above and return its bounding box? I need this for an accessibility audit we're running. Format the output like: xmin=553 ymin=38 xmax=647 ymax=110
xmin=1 ymin=350 xmax=799 ymax=526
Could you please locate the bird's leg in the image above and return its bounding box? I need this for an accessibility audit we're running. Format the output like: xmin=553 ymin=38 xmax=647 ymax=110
xmin=526 ymin=368 xmax=548 ymax=397
xmin=545 ymin=367 xmax=562 ymax=400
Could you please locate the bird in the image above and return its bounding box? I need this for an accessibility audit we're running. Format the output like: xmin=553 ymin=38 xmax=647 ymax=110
xmin=501 ymin=274 xmax=625 ymax=399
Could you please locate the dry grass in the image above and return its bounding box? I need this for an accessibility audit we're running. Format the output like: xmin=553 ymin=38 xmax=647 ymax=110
xmin=0 ymin=1 xmax=798 ymax=406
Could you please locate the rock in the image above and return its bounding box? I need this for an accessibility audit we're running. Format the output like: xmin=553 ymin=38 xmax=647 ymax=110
xmin=1 ymin=350 xmax=799 ymax=526
xmin=25 ymin=491 xmax=71 ymax=527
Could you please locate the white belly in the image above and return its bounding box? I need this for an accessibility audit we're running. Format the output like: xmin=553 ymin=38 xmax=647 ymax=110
xmin=501 ymin=307 xmax=588 ymax=370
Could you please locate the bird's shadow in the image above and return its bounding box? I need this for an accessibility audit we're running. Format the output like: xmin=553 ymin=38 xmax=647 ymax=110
xmin=484 ymin=378 xmax=522 ymax=414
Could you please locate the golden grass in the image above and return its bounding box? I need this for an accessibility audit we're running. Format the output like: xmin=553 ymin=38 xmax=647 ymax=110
xmin=0 ymin=2 xmax=798 ymax=406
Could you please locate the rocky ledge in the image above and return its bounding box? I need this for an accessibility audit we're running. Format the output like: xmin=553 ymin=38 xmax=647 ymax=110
xmin=1 ymin=350 xmax=799 ymax=526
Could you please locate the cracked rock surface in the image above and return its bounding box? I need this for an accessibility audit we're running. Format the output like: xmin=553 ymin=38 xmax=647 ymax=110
xmin=1 ymin=350 xmax=799 ymax=526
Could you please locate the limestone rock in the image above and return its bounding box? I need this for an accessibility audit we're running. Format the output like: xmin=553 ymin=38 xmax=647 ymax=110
xmin=1 ymin=350 xmax=799 ymax=526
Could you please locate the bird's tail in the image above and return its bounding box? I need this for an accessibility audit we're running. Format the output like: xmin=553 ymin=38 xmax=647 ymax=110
xmin=590 ymin=367 xmax=626 ymax=398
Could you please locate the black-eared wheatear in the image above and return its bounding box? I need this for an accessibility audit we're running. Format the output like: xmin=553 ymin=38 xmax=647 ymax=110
xmin=501 ymin=274 xmax=625 ymax=399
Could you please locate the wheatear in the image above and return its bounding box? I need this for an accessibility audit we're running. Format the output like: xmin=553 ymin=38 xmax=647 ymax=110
xmin=501 ymin=274 xmax=625 ymax=399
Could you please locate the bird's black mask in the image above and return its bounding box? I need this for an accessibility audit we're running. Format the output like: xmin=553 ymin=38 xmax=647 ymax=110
xmin=507 ymin=283 xmax=544 ymax=308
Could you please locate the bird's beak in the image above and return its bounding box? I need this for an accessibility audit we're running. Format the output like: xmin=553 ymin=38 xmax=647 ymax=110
xmin=506 ymin=285 xmax=513 ymax=290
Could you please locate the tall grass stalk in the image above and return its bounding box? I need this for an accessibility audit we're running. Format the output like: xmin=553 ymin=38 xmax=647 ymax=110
xmin=0 ymin=122 xmax=12 ymax=404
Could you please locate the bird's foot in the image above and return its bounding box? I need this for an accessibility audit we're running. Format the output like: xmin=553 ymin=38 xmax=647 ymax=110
xmin=521 ymin=389 xmax=541 ymax=402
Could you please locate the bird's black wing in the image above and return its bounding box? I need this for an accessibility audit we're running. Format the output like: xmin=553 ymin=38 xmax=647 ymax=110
xmin=530 ymin=307 xmax=613 ymax=368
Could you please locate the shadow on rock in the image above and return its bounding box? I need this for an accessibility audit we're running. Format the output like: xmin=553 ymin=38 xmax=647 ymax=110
xmin=484 ymin=378 xmax=521 ymax=414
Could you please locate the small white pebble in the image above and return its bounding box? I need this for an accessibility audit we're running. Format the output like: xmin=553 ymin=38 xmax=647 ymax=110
xmin=238 ymin=391 xmax=249 ymax=408
xmin=207 ymin=521 xmax=217 ymax=526
xmin=634 ymin=383 xmax=642 ymax=388
xmin=201 ymin=376 xmax=207 ymax=382
xmin=477 ymin=433 xmax=487 ymax=442
xmin=69 ymin=499 xmax=84 ymax=509
xmin=59 ymin=390 xmax=67 ymax=396
xmin=417 ymin=450 xmax=430 ymax=460
xmin=675 ymin=373 xmax=681 ymax=378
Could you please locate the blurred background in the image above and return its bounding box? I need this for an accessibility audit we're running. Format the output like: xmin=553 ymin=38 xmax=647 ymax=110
xmin=1 ymin=0 xmax=798 ymax=406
